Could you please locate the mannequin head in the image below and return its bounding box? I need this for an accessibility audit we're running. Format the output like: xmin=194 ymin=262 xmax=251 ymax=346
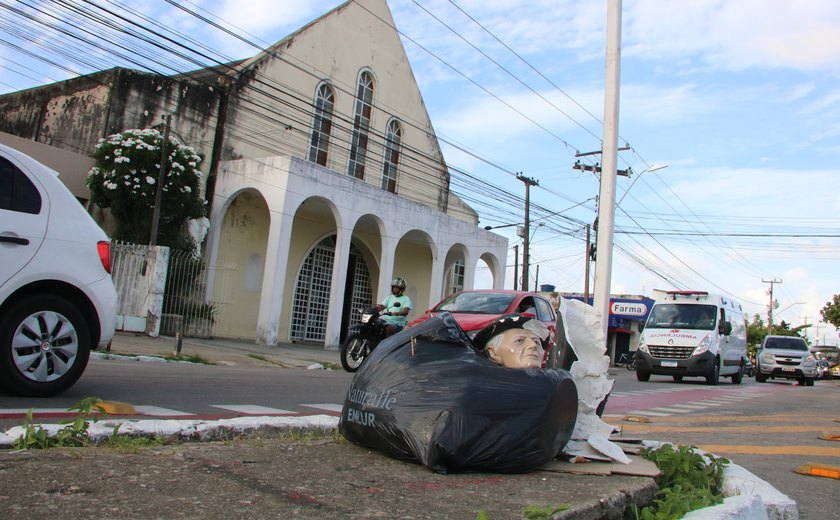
xmin=473 ymin=314 xmax=551 ymax=369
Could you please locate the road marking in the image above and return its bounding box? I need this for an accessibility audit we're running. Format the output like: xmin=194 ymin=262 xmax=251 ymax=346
xmin=697 ymin=444 xmax=840 ymax=457
xmin=656 ymin=403 xmax=708 ymax=410
xmin=626 ymin=409 xmax=673 ymax=417
xmin=210 ymin=405 xmax=295 ymax=415
xmin=133 ymin=406 xmax=195 ymax=417
xmin=301 ymin=403 xmax=344 ymax=413
xmin=645 ymin=406 xmax=697 ymax=414
xmin=0 ymin=408 xmax=71 ymax=414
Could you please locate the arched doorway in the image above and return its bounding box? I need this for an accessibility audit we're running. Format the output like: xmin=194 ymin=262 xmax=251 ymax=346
xmin=289 ymin=236 xmax=372 ymax=342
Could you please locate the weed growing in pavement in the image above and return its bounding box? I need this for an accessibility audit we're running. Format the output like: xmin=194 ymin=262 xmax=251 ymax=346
xmin=164 ymin=353 xmax=213 ymax=364
xmin=629 ymin=443 xmax=729 ymax=520
xmin=476 ymin=504 xmax=570 ymax=520
xmin=13 ymin=397 xmax=170 ymax=451
xmin=101 ymin=427 xmax=168 ymax=453
xmin=14 ymin=397 xmax=105 ymax=449
xmin=275 ymin=428 xmax=343 ymax=443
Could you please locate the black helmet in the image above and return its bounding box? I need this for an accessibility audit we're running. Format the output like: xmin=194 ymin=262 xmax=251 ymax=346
xmin=391 ymin=276 xmax=407 ymax=294
xmin=472 ymin=313 xmax=550 ymax=351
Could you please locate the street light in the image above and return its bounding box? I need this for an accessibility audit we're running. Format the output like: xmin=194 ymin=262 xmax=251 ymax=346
xmin=616 ymin=164 xmax=668 ymax=207
xmin=483 ymin=222 xmax=545 ymax=291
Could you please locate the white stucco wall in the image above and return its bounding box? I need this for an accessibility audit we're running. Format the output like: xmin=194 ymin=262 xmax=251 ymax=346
xmin=207 ymin=155 xmax=507 ymax=346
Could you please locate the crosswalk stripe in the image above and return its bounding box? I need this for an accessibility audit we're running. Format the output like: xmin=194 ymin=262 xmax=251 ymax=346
xmin=660 ymin=403 xmax=708 ymax=410
xmin=0 ymin=408 xmax=70 ymax=414
xmin=301 ymin=403 xmax=344 ymax=412
xmin=210 ymin=405 xmax=295 ymax=414
xmin=133 ymin=405 xmax=194 ymax=416
xmin=627 ymin=409 xmax=673 ymax=417
xmin=647 ymin=406 xmax=694 ymax=414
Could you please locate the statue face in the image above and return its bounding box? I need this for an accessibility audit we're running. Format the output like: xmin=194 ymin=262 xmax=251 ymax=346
xmin=487 ymin=328 xmax=545 ymax=369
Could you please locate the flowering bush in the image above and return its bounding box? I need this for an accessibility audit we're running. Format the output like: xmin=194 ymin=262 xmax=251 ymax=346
xmin=87 ymin=128 xmax=206 ymax=249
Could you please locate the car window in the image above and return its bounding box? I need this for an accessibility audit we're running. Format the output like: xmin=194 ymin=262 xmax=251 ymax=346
xmin=535 ymin=297 xmax=555 ymax=322
xmin=764 ymin=337 xmax=807 ymax=350
xmin=436 ymin=292 xmax=514 ymax=314
xmin=0 ymin=157 xmax=42 ymax=214
xmin=517 ymin=297 xmax=536 ymax=315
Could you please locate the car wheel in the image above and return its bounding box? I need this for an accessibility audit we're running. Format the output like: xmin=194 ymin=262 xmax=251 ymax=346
xmin=672 ymin=375 xmax=683 ymax=382
xmin=805 ymin=378 xmax=815 ymax=387
xmin=0 ymin=294 xmax=92 ymax=397
xmin=755 ymin=371 xmax=767 ymax=383
xmin=705 ymin=358 xmax=720 ymax=385
xmin=731 ymin=364 xmax=744 ymax=385
xmin=636 ymin=370 xmax=651 ymax=382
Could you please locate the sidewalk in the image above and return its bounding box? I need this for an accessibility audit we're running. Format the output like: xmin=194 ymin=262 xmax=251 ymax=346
xmin=102 ymin=330 xmax=342 ymax=369
xmin=2 ymin=332 xmax=796 ymax=519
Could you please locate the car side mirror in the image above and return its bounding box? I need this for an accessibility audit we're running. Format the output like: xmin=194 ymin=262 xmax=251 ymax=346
xmin=719 ymin=321 xmax=732 ymax=336
xmin=637 ymin=321 xmax=645 ymax=332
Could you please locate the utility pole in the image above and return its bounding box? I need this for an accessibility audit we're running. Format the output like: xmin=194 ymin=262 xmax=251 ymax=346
xmin=593 ymin=0 xmax=623 ymax=358
xmin=534 ymin=264 xmax=540 ymax=292
xmin=517 ymin=173 xmax=538 ymax=292
xmin=150 ymin=114 xmax=171 ymax=246
xmin=584 ymin=224 xmax=591 ymax=302
xmin=763 ymin=278 xmax=782 ymax=334
xmin=512 ymin=244 xmax=519 ymax=290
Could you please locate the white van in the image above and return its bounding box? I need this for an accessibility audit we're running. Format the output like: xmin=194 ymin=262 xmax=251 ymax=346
xmin=635 ymin=290 xmax=747 ymax=385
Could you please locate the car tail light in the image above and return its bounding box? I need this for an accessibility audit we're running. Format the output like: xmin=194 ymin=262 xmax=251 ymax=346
xmin=97 ymin=241 xmax=113 ymax=274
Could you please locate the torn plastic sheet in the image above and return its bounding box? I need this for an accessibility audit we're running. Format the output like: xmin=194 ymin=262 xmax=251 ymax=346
xmin=559 ymin=297 xmax=628 ymax=463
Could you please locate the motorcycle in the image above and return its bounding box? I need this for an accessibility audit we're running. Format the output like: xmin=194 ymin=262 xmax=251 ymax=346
xmin=340 ymin=305 xmax=389 ymax=372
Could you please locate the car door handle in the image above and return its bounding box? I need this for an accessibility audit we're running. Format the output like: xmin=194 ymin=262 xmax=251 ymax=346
xmin=0 ymin=235 xmax=30 ymax=245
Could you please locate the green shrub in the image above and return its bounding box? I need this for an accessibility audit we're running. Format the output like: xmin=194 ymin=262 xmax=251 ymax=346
xmin=631 ymin=443 xmax=729 ymax=520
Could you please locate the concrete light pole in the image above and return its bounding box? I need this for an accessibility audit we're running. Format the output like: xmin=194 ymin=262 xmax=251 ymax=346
xmin=592 ymin=0 xmax=623 ymax=359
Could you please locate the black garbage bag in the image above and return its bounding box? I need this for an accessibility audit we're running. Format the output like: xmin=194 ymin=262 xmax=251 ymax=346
xmin=339 ymin=313 xmax=578 ymax=474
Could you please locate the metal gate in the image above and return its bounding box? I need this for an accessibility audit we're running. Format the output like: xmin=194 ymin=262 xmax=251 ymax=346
xmin=161 ymin=248 xmax=236 ymax=339
xmin=290 ymin=237 xmax=372 ymax=342
xmin=111 ymin=241 xmax=235 ymax=338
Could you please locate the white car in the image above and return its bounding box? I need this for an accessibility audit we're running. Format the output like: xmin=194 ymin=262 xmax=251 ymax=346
xmin=0 ymin=143 xmax=117 ymax=397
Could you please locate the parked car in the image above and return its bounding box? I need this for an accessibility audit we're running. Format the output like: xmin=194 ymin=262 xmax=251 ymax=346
xmin=755 ymin=335 xmax=816 ymax=386
xmin=832 ymin=364 xmax=840 ymax=379
xmin=743 ymin=358 xmax=755 ymax=378
xmin=408 ymin=289 xmax=559 ymax=366
xmin=0 ymin=143 xmax=117 ymax=397
xmin=816 ymin=360 xmax=831 ymax=380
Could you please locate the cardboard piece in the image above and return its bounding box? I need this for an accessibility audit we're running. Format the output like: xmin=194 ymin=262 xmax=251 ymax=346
xmin=543 ymin=454 xmax=661 ymax=477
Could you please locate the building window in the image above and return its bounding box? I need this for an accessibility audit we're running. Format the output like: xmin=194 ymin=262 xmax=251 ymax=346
xmin=347 ymin=71 xmax=374 ymax=179
xmin=381 ymin=119 xmax=401 ymax=192
xmin=308 ymin=83 xmax=335 ymax=166
xmin=448 ymin=259 xmax=465 ymax=294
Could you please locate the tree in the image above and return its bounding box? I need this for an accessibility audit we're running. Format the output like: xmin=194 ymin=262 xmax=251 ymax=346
xmin=820 ymin=294 xmax=840 ymax=330
xmin=87 ymin=128 xmax=206 ymax=251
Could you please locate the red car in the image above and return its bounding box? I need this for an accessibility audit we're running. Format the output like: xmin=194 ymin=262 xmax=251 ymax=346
xmin=408 ymin=289 xmax=560 ymax=366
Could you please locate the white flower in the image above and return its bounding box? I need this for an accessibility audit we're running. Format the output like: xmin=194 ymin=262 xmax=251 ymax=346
xmin=146 ymin=176 xmax=156 ymax=185
xmin=115 ymin=156 xmax=130 ymax=164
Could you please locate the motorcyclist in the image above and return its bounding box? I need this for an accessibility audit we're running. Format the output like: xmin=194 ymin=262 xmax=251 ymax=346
xmin=375 ymin=277 xmax=413 ymax=338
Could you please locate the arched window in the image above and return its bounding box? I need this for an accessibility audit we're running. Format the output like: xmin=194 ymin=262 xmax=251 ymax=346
xmin=308 ymin=83 xmax=335 ymax=166
xmin=381 ymin=119 xmax=401 ymax=192
xmin=347 ymin=71 xmax=374 ymax=179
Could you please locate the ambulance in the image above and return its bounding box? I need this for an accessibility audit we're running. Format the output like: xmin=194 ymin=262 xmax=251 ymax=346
xmin=635 ymin=290 xmax=747 ymax=385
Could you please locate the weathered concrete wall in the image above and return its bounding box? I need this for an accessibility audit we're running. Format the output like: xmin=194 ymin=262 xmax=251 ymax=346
xmin=0 ymin=68 xmax=223 ymax=198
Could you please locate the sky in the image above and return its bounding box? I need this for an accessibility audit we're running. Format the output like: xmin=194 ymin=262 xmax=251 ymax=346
xmin=1 ymin=0 xmax=839 ymax=345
